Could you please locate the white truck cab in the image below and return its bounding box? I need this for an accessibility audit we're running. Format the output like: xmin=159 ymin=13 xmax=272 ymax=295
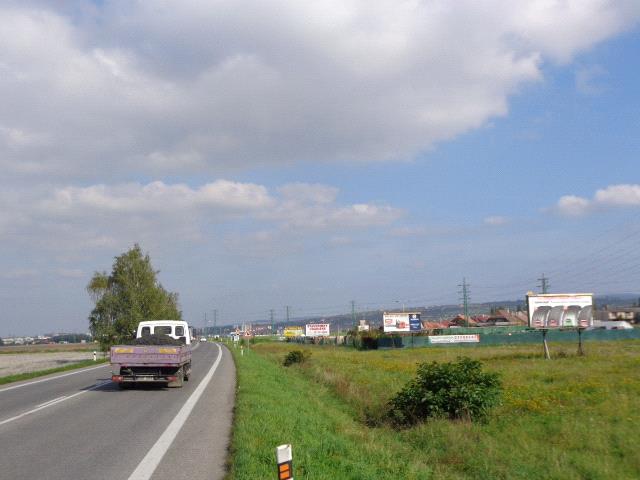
xmin=136 ymin=320 xmax=192 ymax=345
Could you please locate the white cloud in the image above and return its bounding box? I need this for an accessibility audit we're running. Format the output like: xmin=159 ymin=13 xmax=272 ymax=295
xmin=556 ymin=195 xmax=593 ymax=216
xmin=265 ymin=198 xmax=404 ymax=230
xmin=2 ymin=268 xmax=39 ymax=279
xmin=1 ymin=1 xmax=638 ymax=179
xmin=484 ymin=216 xmax=509 ymax=226
xmin=556 ymin=184 xmax=640 ymax=216
xmin=40 ymin=180 xmax=275 ymax=216
xmin=594 ymin=184 xmax=640 ymax=206
xmin=1 ymin=180 xmax=402 ymax=254
xmin=278 ymin=183 xmax=338 ymax=205
xmin=389 ymin=226 xmax=428 ymax=237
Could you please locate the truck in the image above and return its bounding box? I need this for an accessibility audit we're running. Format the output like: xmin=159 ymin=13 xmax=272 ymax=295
xmin=110 ymin=320 xmax=193 ymax=388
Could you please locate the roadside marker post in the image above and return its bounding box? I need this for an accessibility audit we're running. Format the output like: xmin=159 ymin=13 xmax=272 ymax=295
xmin=93 ymin=351 xmax=97 ymax=362
xmin=276 ymin=444 xmax=293 ymax=480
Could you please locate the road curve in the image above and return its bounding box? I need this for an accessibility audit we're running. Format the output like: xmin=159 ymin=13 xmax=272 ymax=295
xmin=0 ymin=342 xmax=235 ymax=480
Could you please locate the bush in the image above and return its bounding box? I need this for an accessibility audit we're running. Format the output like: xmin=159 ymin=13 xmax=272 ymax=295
xmin=388 ymin=357 xmax=501 ymax=426
xmin=283 ymin=350 xmax=310 ymax=367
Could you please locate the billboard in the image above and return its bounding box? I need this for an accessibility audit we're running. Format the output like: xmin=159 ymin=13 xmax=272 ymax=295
xmin=526 ymin=293 xmax=593 ymax=328
xmin=305 ymin=323 xmax=330 ymax=337
xmin=283 ymin=326 xmax=304 ymax=337
xmin=383 ymin=312 xmax=422 ymax=333
xmin=428 ymin=334 xmax=480 ymax=344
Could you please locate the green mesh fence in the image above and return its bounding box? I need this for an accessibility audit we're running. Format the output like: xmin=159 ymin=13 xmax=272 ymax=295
xmin=388 ymin=328 xmax=640 ymax=348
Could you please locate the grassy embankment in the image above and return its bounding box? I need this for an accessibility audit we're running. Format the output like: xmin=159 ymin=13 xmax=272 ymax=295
xmin=0 ymin=358 xmax=108 ymax=386
xmin=227 ymin=340 xmax=640 ymax=480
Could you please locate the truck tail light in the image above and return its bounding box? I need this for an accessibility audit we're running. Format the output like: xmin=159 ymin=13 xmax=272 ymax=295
xmin=111 ymin=375 xmax=123 ymax=382
xmin=166 ymin=376 xmax=177 ymax=382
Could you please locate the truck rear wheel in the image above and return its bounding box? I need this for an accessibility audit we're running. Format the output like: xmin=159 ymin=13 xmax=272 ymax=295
xmin=168 ymin=367 xmax=184 ymax=388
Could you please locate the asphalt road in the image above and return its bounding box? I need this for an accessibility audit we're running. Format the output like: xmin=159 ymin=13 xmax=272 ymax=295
xmin=0 ymin=342 xmax=235 ymax=480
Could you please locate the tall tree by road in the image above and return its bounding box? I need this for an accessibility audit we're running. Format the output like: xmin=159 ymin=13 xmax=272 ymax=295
xmin=87 ymin=244 xmax=181 ymax=349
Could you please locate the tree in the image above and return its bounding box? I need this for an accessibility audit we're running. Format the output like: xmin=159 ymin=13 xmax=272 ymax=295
xmin=87 ymin=244 xmax=181 ymax=350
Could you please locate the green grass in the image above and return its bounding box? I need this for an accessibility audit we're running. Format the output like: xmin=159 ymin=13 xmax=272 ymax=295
xmin=0 ymin=359 xmax=108 ymax=385
xmin=227 ymin=340 xmax=640 ymax=479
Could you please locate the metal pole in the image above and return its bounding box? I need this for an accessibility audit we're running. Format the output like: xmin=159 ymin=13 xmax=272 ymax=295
xmin=542 ymin=329 xmax=551 ymax=359
xmin=577 ymin=327 xmax=585 ymax=356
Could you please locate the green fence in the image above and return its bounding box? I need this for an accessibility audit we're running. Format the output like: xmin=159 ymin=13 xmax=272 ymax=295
xmin=379 ymin=328 xmax=640 ymax=349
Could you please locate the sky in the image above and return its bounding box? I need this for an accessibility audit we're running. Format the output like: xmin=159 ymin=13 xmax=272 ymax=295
xmin=1 ymin=1 xmax=639 ymax=336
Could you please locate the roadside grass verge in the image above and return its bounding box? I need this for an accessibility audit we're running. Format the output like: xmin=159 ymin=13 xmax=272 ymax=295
xmin=0 ymin=359 xmax=108 ymax=386
xmin=227 ymin=345 xmax=436 ymax=479
xmin=228 ymin=340 xmax=640 ymax=479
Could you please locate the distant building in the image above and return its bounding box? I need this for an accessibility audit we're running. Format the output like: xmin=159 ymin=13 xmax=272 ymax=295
xmin=597 ymin=306 xmax=640 ymax=324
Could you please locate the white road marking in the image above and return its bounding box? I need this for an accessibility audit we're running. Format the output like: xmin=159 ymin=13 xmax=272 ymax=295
xmin=36 ymin=395 xmax=67 ymax=408
xmin=0 ymin=363 xmax=110 ymax=394
xmin=128 ymin=344 xmax=223 ymax=480
xmin=0 ymin=380 xmax=111 ymax=427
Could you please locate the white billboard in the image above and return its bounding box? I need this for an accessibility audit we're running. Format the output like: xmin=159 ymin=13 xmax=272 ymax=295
xmin=305 ymin=323 xmax=330 ymax=337
xmin=527 ymin=293 xmax=593 ymax=328
xmin=383 ymin=312 xmax=421 ymax=333
xmin=428 ymin=334 xmax=480 ymax=344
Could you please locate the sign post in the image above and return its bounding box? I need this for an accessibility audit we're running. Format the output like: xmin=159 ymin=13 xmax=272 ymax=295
xmin=276 ymin=444 xmax=293 ymax=480
xmin=542 ymin=329 xmax=551 ymax=360
xmin=577 ymin=327 xmax=586 ymax=356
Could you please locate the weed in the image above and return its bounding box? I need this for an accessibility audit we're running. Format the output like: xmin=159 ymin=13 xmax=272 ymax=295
xmin=387 ymin=357 xmax=502 ymax=426
xmin=283 ymin=349 xmax=310 ymax=366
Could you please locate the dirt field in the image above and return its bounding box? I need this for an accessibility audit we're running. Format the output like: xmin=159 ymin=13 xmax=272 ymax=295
xmin=0 ymin=351 xmax=102 ymax=377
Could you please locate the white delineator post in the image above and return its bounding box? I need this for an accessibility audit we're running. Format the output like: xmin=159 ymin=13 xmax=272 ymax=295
xmin=276 ymin=444 xmax=293 ymax=480
xmin=93 ymin=351 xmax=97 ymax=362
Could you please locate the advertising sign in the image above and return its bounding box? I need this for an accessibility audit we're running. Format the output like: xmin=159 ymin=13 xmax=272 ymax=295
xmin=283 ymin=326 xmax=304 ymax=337
xmin=305 ymin=323 xmax=330 ymax=337
xmin=527 ymin=293 xmax=593 ymax=328
xmin=383 ymin=312 xmax=421 ymax=333
xmin=428 ymin=334 xmax=480 ymax=344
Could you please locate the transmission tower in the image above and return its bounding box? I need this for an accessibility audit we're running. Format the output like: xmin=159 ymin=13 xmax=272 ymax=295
xmin=458 ymin=277 xmax=471 ymax=327
xmin=538 ymin=274 xmax=550 ymax=294
xmin=351 ymin=300 xmax=356 ymax=328
xmin=269 ymin=309 xmax=275 ymax=333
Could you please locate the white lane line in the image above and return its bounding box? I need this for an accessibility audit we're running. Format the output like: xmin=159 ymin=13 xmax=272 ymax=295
xmin=36 ymin=395 xmax=67 ymax=408
xmin=0 ymin=380 xmax=111 ymax=427
xmin=128 ymin=344 xmax=223 ymax=480
xmin=0 ymin=363 xmax=110 ymax=394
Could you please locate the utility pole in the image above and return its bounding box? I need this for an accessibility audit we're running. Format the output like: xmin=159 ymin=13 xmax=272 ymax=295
xmin=351 ymin=300 xmax=356 ymax=329
xmin=203 ymin=312 xmax=207 ymax=336
xmin=269 ymin=309 xmax=275 ymax=334
xmin=285 ymin=305 xmax=291 ymax=324
xmin=538 ymin=274 xmax=550 ymax=294
xmin=213 ymin=309 xmax=218 ymax=336
xmin=458 ymin=278 xmax=470 ymax=328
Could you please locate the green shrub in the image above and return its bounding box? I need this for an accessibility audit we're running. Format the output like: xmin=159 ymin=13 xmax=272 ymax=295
xmin=388 ymin=357 xmax=501 ymax=426
xmin=283 ymin=350 xmax=310 ymax=367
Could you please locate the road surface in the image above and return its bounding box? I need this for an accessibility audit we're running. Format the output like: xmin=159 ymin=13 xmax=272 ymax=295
xmin=0 ymin=342 xmax=235 ymax=480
